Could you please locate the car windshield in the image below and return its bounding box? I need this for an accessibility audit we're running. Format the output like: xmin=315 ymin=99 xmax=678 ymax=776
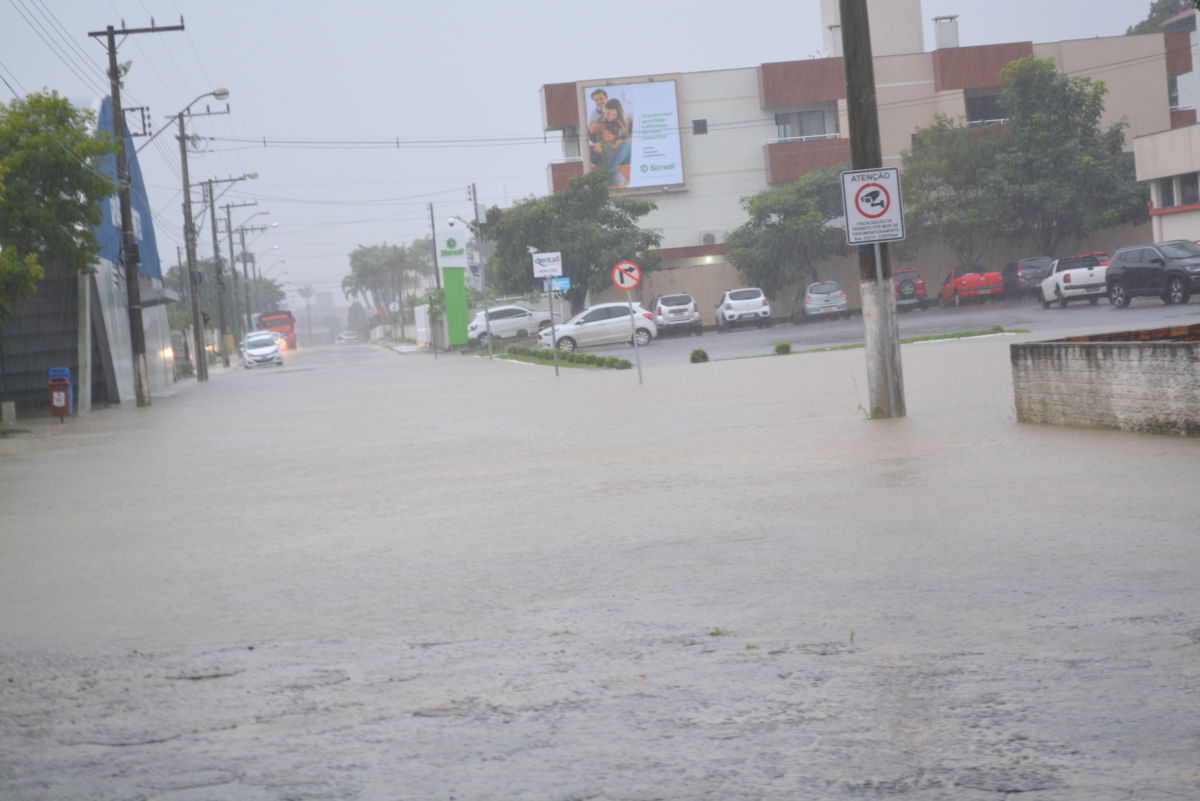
xmin=809 ymin=282 xmax=841 ymax=294
xmin=955 ymin=266 xmax=982 ymax=276
xmin=660 ymin=294 xmax=692 ymax=306
xmin=245 ymin=335 xmax=275 ymax=347
xmin=1021 ymin=258 xmax=1052 ymax=268
xmin=1161 ymin=241 xmax=1200 ymax=259
xmin=729 ymin=289 xmax=761 ymax=301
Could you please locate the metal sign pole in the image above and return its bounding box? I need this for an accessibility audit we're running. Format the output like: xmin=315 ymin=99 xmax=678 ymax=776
xmin=626 ymin=295 xmax=644 ymax=385
xmin=874 ymin=242 xmax=897 ymax=415
xmin=547 ymin=283 xmax=559 ymax=377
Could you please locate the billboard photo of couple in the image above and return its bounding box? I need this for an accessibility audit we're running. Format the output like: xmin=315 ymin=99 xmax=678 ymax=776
xmin=582 ymin=81 xmax=684 ymax=191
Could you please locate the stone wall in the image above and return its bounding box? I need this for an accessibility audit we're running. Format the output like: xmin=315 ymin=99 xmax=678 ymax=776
xmin=1010 ymin=324 xmax=1200 ymax=436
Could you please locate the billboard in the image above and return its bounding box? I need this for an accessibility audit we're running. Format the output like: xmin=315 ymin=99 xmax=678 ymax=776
xmin=580 ymin=79 xmax=684 ymax=191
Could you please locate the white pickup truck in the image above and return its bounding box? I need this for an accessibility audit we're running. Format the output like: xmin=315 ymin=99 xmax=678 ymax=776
xmin=1040 ymin=254 xmax=1109 ymax=308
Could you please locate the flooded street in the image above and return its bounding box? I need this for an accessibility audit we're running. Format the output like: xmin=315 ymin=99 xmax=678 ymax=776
xmin=2 ymin=336 xmax=1198 ymax=800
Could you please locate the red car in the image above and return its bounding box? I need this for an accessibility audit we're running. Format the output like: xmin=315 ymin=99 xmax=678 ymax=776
xmin=940 ymin=265 xmax=1005 ymax=307
xmin=893 ymin=268 xmax=928 ymax=310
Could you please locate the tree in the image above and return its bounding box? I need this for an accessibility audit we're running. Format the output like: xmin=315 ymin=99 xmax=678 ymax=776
xmin=483 ymin=169 xmax=661 ymax=313
xmin=990 ymin=57 xmax=1147 ymax=256
xmin=0 ymin=91 xmax=116 ymax=329
xmin=1126 ymin=0 xmax=1196 ymax=34
xmin=723 ymin=164 xmax=848 ymax=298
xmin=901 ymin=115 xmax=1004 ymax=266
xmin=342 ymin=239 xmax=432 ymax=314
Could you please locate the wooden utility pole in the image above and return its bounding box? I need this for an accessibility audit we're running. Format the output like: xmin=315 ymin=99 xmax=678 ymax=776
xmin=89 ymin=19 xmax=184 ymax=406
xmin=840 ymin=0 xmax=906 ymax=418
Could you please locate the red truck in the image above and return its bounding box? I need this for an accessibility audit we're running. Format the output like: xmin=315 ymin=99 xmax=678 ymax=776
xmin=258 ymin=310 xmax=297 ymax=349
xmin=939 ymin=265 xmax=1005 ymax=307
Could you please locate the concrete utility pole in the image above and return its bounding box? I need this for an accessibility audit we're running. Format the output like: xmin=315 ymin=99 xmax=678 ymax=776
xmin=222 ymin=201 xmax=258 ymax=340
xmin=206 ymin=181 xmax=231 ymax=368
xmin=178 ymin=114 xmax=208 ymax=381
xmin=89 ymin=19 xmax=184 ymax=406
xmin=840 ymin=0 xmax=906 ymax=418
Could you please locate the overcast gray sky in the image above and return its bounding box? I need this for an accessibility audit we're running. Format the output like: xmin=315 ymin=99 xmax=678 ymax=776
xmin=1 ymin=0 xmax=1149 ymax=304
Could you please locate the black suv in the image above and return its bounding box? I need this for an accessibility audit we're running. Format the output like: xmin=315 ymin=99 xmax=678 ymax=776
xmin=1002 ymin=256 xmax=1053 ymax=297
xmin=1106 ymin=240 xmax=1200 ymax=308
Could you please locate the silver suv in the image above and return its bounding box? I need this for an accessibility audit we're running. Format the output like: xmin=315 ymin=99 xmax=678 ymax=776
xmin=715 ymin=287 xmax=771 ymax=332
xmin=651 ymin=293 xmax=703 ymax=335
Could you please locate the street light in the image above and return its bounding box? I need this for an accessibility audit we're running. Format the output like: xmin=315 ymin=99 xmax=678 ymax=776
xmin=170 ymin=88 xmax=231 ymax=382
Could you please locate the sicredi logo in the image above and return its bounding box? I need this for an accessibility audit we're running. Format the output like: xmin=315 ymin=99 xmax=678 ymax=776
xmin=640 ymin=163 xmax=677 ymax=173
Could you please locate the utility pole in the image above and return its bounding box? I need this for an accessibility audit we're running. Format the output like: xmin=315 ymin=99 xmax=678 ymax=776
xmin=468 ymin=182 xmax=493 ymax=359
xmin=840 ymin=0 xmax=905 ymax=418
xmin=89 ymin=19 xmax=184 ymax=406
xmin=237 ymin=225 xmax=268 ymax=327
xmin=222 ymin=200 xmax=257 ymax=340
xmin=298 ymin=285 xmax=314 ymax=346
xmin=178 ymin=113 xmax=207 ymax=381
xmin=428 ymin=203 xmax=444 ymax=356
xmin=206 ymin=181 xmax=230 ymax=367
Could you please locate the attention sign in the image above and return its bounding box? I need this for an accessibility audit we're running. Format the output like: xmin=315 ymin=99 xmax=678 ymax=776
xmin=841 ymin=167 xmax=906 ymax=245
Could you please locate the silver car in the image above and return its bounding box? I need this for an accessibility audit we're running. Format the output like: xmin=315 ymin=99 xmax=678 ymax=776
xmin=794 ymin=280 xmax=849 ymax=322
xmin=468 ymin=305 xmax=553 ymax=344
xmin=242 ymin=331 xmax=283 ymax=368
xmin=538 ymin=302 xmax=657 ymax=351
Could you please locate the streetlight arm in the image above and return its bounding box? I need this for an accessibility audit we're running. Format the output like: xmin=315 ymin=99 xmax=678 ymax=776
xmin=136 ymin=88 xmax=230 ymax=154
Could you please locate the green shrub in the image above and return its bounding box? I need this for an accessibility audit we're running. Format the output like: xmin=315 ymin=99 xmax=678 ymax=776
xmin=690 ymin=348 xmax=709 ymax=363
xmin=774 ymin=342 xmax=791 ymax=355
xmin=516 ymin=328 xmax=529 ymax=338
xmin=615 ymin=359 xmax=633 ymax=370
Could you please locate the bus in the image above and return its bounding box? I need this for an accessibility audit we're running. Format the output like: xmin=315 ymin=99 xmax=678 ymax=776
xmin=257 ymin=310 xmax=297 ymax=349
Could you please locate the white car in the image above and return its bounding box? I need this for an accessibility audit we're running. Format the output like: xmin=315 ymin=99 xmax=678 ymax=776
xmin=468 ymin=305 xmax=554 ymax=344
xmin=335 ymin=330 xmax=360 ymax=344
xmin=1040 ymin=254 xmax=1108 ymax=308
xmin=651 ymin=292 xmax=703 ymax=334
xmin=715 ymin=287 xmax=772 ymax=331
xmin=241 ymin=331 xmax=283 ymax=368
xmin=537 ymin=302 xmax=657 ymax=351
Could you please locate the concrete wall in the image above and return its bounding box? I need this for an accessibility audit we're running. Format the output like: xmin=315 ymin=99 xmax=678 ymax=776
xmin=1011 ymin=324 xmax=1200 ymax=436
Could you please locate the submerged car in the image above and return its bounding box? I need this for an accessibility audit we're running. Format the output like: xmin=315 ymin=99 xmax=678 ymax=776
xmin=537 ymin=302 xmax=656 ymax=351
xmin=242 ymin=331 xmax=284 ymax=368
xmin=793 ymin=280 xmax=850 ymax=322
xmin=715 ymin=288 xmax=771 ymax=331
xmin=335 ymin=330 xmax=360 ymax=344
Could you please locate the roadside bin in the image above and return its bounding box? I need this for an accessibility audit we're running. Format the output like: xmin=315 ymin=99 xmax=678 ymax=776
xmin=48 ymin=366 xmax=72 ymax=421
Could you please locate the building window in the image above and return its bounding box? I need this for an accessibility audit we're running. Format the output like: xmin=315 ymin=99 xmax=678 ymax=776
xmin=965 ymin=88 xmax=1005 ymax=126
xmin=693 ymin=119 xmax=708 ymax=135
xmin=1160 ymin=177 xmax=1176 ymax=208
xmin=774 ymin=102 xmax=838 ymax=141
xmin=1169 ymin=75 xmax=1180 ymax=110
xmin=1181 ymin=172 xmax=1199 ymax=205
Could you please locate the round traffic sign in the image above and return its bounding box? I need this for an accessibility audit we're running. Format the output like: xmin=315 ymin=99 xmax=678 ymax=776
xmin=854 ymin=182 xmax=891 ymax=219
xmin=611 ymin=260 xmax=642 ymax=290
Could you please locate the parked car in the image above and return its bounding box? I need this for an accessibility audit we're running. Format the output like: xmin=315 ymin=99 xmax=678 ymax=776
xmin=241 ymin=330 xmax=284 ymax=368
xmin=468 ymin=305 xmax=554 ymax=344
xmin=651 ymin=293 xmax=703 ymax=334
xmin=792 ymin=280 xmax=850 ymax=322
xmin=1107 ymin=240 xmax=1200 ymax=307
xmin=335 ymin=330 xmax=360 ymax=345
xmin=1039 ymin=254 xmax=1108 ymax=308
xmin=714 ymin=287 xmax=771 ymax=331
xmin=892 ymin=269 xmax=928 ymax=311
xmin=537 ymin=302 xmax=656 ymax=351
xmin=1002 ymin=256 xmax=1053 ymax=298
xmin=939 ymin=265 xmax=1005 ymax=306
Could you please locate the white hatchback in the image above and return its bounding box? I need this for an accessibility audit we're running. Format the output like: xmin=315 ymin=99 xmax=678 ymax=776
xmin=715 ymin=287 xmax=772 ymax=331
xmin=241 ymin=331 xmax=283 ymax=368
xmin=538 ymin=302 xmax=657 ymax=351
xmin=468 ymin=305 xmax=553 ymax=344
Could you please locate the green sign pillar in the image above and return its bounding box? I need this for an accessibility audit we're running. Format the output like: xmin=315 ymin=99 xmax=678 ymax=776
xmin=443 ymin=267 xmax=468 ymax=346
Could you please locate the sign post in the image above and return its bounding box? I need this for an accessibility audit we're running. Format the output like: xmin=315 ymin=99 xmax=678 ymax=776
xmin=611 ymin=260 xmax=644 ymax=385
xmin=532 ymin=252 xmax=563 ymax=377
xmin=841 ymin=166 xmax=905 ymax=417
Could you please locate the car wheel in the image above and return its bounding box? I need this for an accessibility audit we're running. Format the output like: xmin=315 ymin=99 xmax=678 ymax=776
xmin=1056 ymin=288 xmax=1068 ymax=309
xmin=632 ymin=328 xmax=652 ymax=347
xmin=556 ymin=336 xmax=576 ymax=352
xmin=1166 ymin=276 xmax=1189 ymax=305
xmin=716 ymin=320 xmax=725 ymax=333
xmin=1089 ymin=296 xmax=1099 ymax=305
xmin=1108 ymin=281 xmax=1130 ymax=308
xmin=693 ymin=323 xmax=703 ymax=335
xmin=1041 ymin=293 xmax=1052 ymax=309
